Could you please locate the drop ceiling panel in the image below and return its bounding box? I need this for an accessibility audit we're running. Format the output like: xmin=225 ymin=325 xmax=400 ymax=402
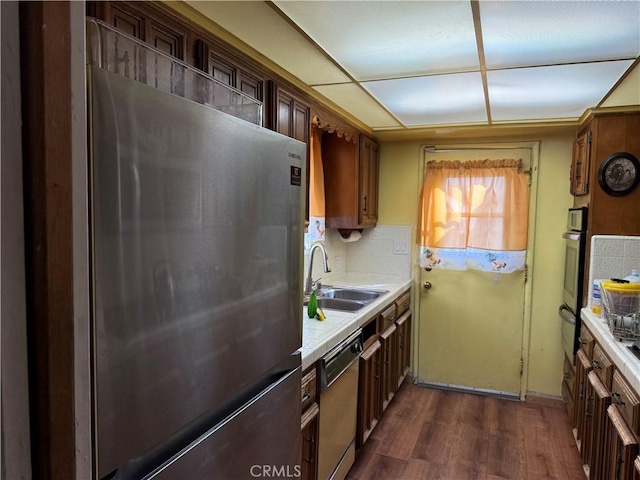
xmin=312 ymin=83 xmax=401 ymax=129
xmin=363 ymin=72 xmax=487 ymax=126
xmin=186 ymin=1 xmax=350 ymax=85
xmin=480 ymin=1 xmax=640 ymax=69
xmin=190 ymin=1 xmax=640 ymax=132
xmin=488 ymin=60 xmax=635 ymax=121
xmin=274 ymin=0 xmax=479 ymax=81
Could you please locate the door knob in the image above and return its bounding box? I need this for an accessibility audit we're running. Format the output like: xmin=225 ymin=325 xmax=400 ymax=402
xmin=423 ymin=281 xmax=432 ymax=290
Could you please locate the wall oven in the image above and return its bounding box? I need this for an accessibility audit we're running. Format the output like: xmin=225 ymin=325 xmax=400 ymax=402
xmin=559 ymin=207 xmax=588 ymax=359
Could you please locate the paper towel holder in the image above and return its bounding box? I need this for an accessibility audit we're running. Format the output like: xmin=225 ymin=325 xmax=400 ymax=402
xmin=338 ymin=229 xmax=363 ymax=239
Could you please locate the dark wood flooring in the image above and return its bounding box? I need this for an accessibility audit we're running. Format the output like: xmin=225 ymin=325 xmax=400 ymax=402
xmin=346 ymin=382 xmax=584 ymax=480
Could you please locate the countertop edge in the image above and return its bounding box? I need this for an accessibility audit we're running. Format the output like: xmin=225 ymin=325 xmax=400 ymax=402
xmin=581 ymin=308 xmax=640 ymax=394
xmin=300 ymin=276 xmax=413 ymax=371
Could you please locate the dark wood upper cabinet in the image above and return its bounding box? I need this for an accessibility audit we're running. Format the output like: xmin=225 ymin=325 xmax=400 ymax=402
xmin=322 ymin=133 xmax=379 ymax=230
xmin=148 ymin=20 xmax=186 ymax=59
xmin=195 ymin=40 xmax=265 ymax=104
xmin=359 ymin=134 xmax=379 ymax=227
xmin=108 ymin=2 xmax=143 ymax=38
xmin=89 ymin=1 xmax=187 ymax=60
xmin=570 ymin=130 xmax=591 ymax=197
xmin=271 ymin=82 xmax=310 ymax=144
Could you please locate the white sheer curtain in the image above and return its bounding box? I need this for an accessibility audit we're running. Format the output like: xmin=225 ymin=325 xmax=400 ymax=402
xmin=417 ymin=159 xmax=529 ymax=273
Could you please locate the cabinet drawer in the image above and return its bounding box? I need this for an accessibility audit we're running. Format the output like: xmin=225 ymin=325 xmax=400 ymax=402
xmin=395 ymin=291 xmax=411 ymax=318
xmin=301 ymin=368 xmax=317 ymax=412
xmin=592 ymin=343 xmax=614 ymax=389
xmin=563 ymin=352 xmax=576 ymax=399
xmin=379 ymin=304 xmax=397 ymax=332
xmin=612 ymin=370 xmax=640 ymax=437
xmin=579 ymin=326 xmax=595 ymax=359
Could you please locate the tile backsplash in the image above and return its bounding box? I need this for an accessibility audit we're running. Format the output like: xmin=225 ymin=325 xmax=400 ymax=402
xmin=304 ymin=225 xmax=413 ymax=286
xmin=588 ymin=235 xmax=640 ymax=305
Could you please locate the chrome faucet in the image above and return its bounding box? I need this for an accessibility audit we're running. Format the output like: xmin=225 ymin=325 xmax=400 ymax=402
xmin=305 ymin=242 xmax=331 ymax=295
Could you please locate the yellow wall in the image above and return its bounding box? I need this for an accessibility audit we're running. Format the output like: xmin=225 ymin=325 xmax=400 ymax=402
xmin=378 ymin=135 xmax=574 ymax=396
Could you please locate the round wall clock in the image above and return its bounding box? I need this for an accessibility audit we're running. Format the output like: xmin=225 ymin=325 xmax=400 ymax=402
xmin=598 ymin=152 xmax=640 ymax=196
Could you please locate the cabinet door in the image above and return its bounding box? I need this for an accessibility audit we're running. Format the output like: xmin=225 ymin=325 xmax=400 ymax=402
xmin=396 ymin=310 xmax=411 ymax=388
xmin=195 ymin=42 xmax=265 ymax=105
xmin=570 ymin=130 xmax=591 ymax=196
xmin=562 ymin=352 xmax=576 ymax=426
xmin=107 ymin=2 xmax=145 ymax=38
xmin=205 ymin=49 xmax=237 ymax=88
xmin=357 ymin=340 xmax=381 ymax=449
xmin=101 ymin=1 xmax=187 ymax=60
xmin=301 ymin=403 xmax=319 ymax=480
xmin=604 ymin=405 xmax=639 ymax=480
xmin=380 ymin=324 xmax=397 ymax=412
xmin=584 ymin=371 xmax=611 ymax=479
xmin=271 ymin=82 xmax=310 ymax=144
xmin=358 ymin=135 xmax=379 ymax=226
xmin=238 ymin=70 xmax=264 ymax=103
xmin=146 ymin=17 xmax=187 ymax=59
xmin=575 ymin=349 xmax=593 ymax=444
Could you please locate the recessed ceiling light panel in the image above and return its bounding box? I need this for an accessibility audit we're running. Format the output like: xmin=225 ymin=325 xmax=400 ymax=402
xmin=363 ymin=72 xmax=487 ymax=126
xmin=480 ymin=1 xmax=640 ymax=69
xmin=488 ymin=61 xmax=634 ymax=121
xmin=274 ymin=0 xmax=480 ymax=80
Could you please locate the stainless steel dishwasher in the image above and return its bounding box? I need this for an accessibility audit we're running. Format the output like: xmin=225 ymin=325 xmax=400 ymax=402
xmin=318 ymin=329 xmax=363 ymax=480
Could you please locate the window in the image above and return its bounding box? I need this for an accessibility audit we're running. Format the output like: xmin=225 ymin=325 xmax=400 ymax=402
xmin=417 ymin=159 xmax=529 ymax=273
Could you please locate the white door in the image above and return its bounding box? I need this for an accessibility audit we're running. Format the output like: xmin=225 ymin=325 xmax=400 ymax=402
xmin=416 ymin=147 xmax=532 ymax=397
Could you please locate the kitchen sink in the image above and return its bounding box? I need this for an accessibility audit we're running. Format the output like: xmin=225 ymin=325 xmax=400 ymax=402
xmin=307 ymin=298 xmax=367 ymax=312
xmin=321 ymin=288 xmax=385 ymax=302
xmin=303 ymin=287 xmax=388 ymax=312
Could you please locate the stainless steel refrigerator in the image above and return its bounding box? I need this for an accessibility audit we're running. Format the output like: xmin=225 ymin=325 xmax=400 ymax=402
xmin=88 ymin=64 xmax=305 ymax=479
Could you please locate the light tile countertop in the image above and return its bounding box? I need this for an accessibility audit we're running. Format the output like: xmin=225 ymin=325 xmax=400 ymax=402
xmin=581 ymin=308 xmax=640 ymax=393
xmin=300 ymin=274 xmax=413 ymax=371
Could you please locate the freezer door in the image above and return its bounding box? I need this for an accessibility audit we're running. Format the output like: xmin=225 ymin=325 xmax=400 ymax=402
xmin=148 ymin=367 xmax=302 ymax=480
xmin=89 ymin=67 xmax=306 ymax=477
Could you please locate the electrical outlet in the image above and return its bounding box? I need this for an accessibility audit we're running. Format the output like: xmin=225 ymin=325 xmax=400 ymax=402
xmin=393 ymin=240 xmax=408 ymax=255
xmin=333 ymin=255 xmax=342 ymax=271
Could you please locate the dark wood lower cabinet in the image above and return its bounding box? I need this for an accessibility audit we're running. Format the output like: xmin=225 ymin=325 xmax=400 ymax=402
xmin=301 ymin=402 xmax=319 ymax=480
xmin=634 ymin=455 xmax=640 ymax=480
xmin=584 ymin=371 xmax=611 ymax=479
xmin=576 ymin=349 xmax=593 ymax=447
xmin=396 ymin=311 xmax=411 ymax=389
xmin=357 ymin=340 xmax=381 ymax=449
xmin=605 ymin=405 xmax=639 ymax=480
xmin=380 ymin=324 xmax=397 ymax=412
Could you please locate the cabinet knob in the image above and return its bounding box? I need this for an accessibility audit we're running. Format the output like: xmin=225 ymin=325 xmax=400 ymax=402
xmin=423 ymin=281 xmax=432 ymax=290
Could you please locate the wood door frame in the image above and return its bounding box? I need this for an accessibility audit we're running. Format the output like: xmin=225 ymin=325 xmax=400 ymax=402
xmin=19 ymin=3 xmax=92 ymax=478
xmin=413 ymin=141 xmax=540 ymax=401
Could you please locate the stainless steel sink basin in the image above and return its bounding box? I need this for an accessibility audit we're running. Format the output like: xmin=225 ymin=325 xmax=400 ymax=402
xmin=303 ymin=287 xmax=388 ymax=312
xmin=321 ymin=288 xmax=384 ymax=302
xmin=307 ymin=298 xmax=367 ymax=312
